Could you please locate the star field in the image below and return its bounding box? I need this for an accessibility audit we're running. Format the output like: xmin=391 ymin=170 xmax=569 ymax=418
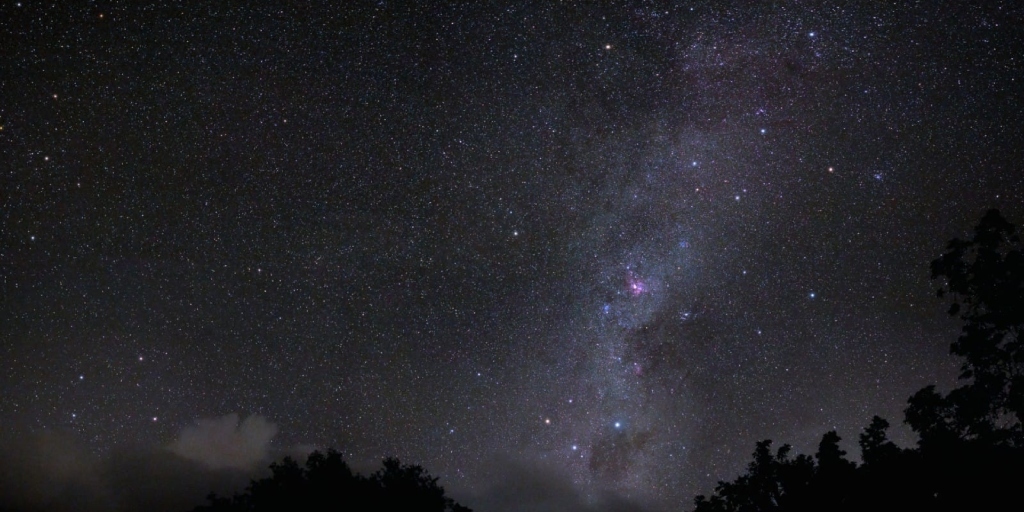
xmin=2 ymin=2 xmax=1023 ymax=510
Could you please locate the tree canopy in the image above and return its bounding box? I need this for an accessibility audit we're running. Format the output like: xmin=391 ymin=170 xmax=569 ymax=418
xmin=692 ymin=209 xmax=1024 ymax=512
xmin=193 ymin=450 xmax=471 ymax=512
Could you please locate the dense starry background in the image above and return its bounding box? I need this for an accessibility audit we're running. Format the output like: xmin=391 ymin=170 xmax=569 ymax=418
xmin=2 ymin=1 xmax=1023 ymax=511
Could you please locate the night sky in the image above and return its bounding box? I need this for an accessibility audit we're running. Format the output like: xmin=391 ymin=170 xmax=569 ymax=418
xmin=2 ymin=2 xmax=1023 ymax=511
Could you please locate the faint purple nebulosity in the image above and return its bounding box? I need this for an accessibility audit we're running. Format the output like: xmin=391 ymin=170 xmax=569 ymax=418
xmin=626 ymin=271 xmax=648 ymax=296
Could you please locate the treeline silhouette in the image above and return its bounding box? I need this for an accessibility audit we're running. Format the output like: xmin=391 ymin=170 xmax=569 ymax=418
xmin=192 ymin=451 xmax=471 ymax=512
xmin=693 ymin=209 xmax=1024 ymax=512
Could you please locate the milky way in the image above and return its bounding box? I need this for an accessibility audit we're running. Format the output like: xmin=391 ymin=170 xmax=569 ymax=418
xmin=2 ymin=2 xmax=1023 ymax=511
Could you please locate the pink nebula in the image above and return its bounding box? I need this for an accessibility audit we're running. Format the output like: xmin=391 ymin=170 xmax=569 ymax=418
xmin=626 ymin=271 xmax=648 ymax=296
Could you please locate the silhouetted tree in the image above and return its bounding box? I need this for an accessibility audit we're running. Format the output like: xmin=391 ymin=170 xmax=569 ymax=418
xmin=369 ymin=457 xmax=460 ymax=512
xmin=693 ymin=440 xmax=815 ymax=512
xmin=193 ymin=449 xmax=471 ymax=512
xmin=857 ymin=416 xmax=899 ymax=467
xmin=915 ymin=208 xmax=1024 ymax=446
xmin=806 ymin=430 xmax=855 ymax=509
xmin=691 ymin=209 xmax=1024 ymax=512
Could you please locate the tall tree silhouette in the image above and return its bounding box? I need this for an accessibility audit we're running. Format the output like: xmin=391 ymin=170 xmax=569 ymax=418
xmin=692 ymin=209 xmax=1024 ymax=512
xmin=857 ymin=416 xmax=900 ymax=467
xmin=912 ymin=208 xmax=1024 ymax=446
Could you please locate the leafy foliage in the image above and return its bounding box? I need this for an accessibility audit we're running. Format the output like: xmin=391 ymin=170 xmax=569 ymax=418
xmin=922 ymin=209 xmax=1024 ymax=444
xmin=194 ymin=450 xmax=471 ymax=512
xmin=693 ymin=440 xmax=814 ymax=512
xmin=692 ymin=209 xmax=1024 ymax=512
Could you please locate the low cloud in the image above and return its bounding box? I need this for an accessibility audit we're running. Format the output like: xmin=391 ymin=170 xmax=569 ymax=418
xmin=462 ymin=456 xmax=652 ymax=512
xmin=0 ymin=418 xmax=651 ymax=512
xmin=0 ymin=430 xmax=110 ymax=512
xmin=170 ymin=413 xmax=278 ymax=470
xmin=0 ymin=414 xmax=274 ymax=512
